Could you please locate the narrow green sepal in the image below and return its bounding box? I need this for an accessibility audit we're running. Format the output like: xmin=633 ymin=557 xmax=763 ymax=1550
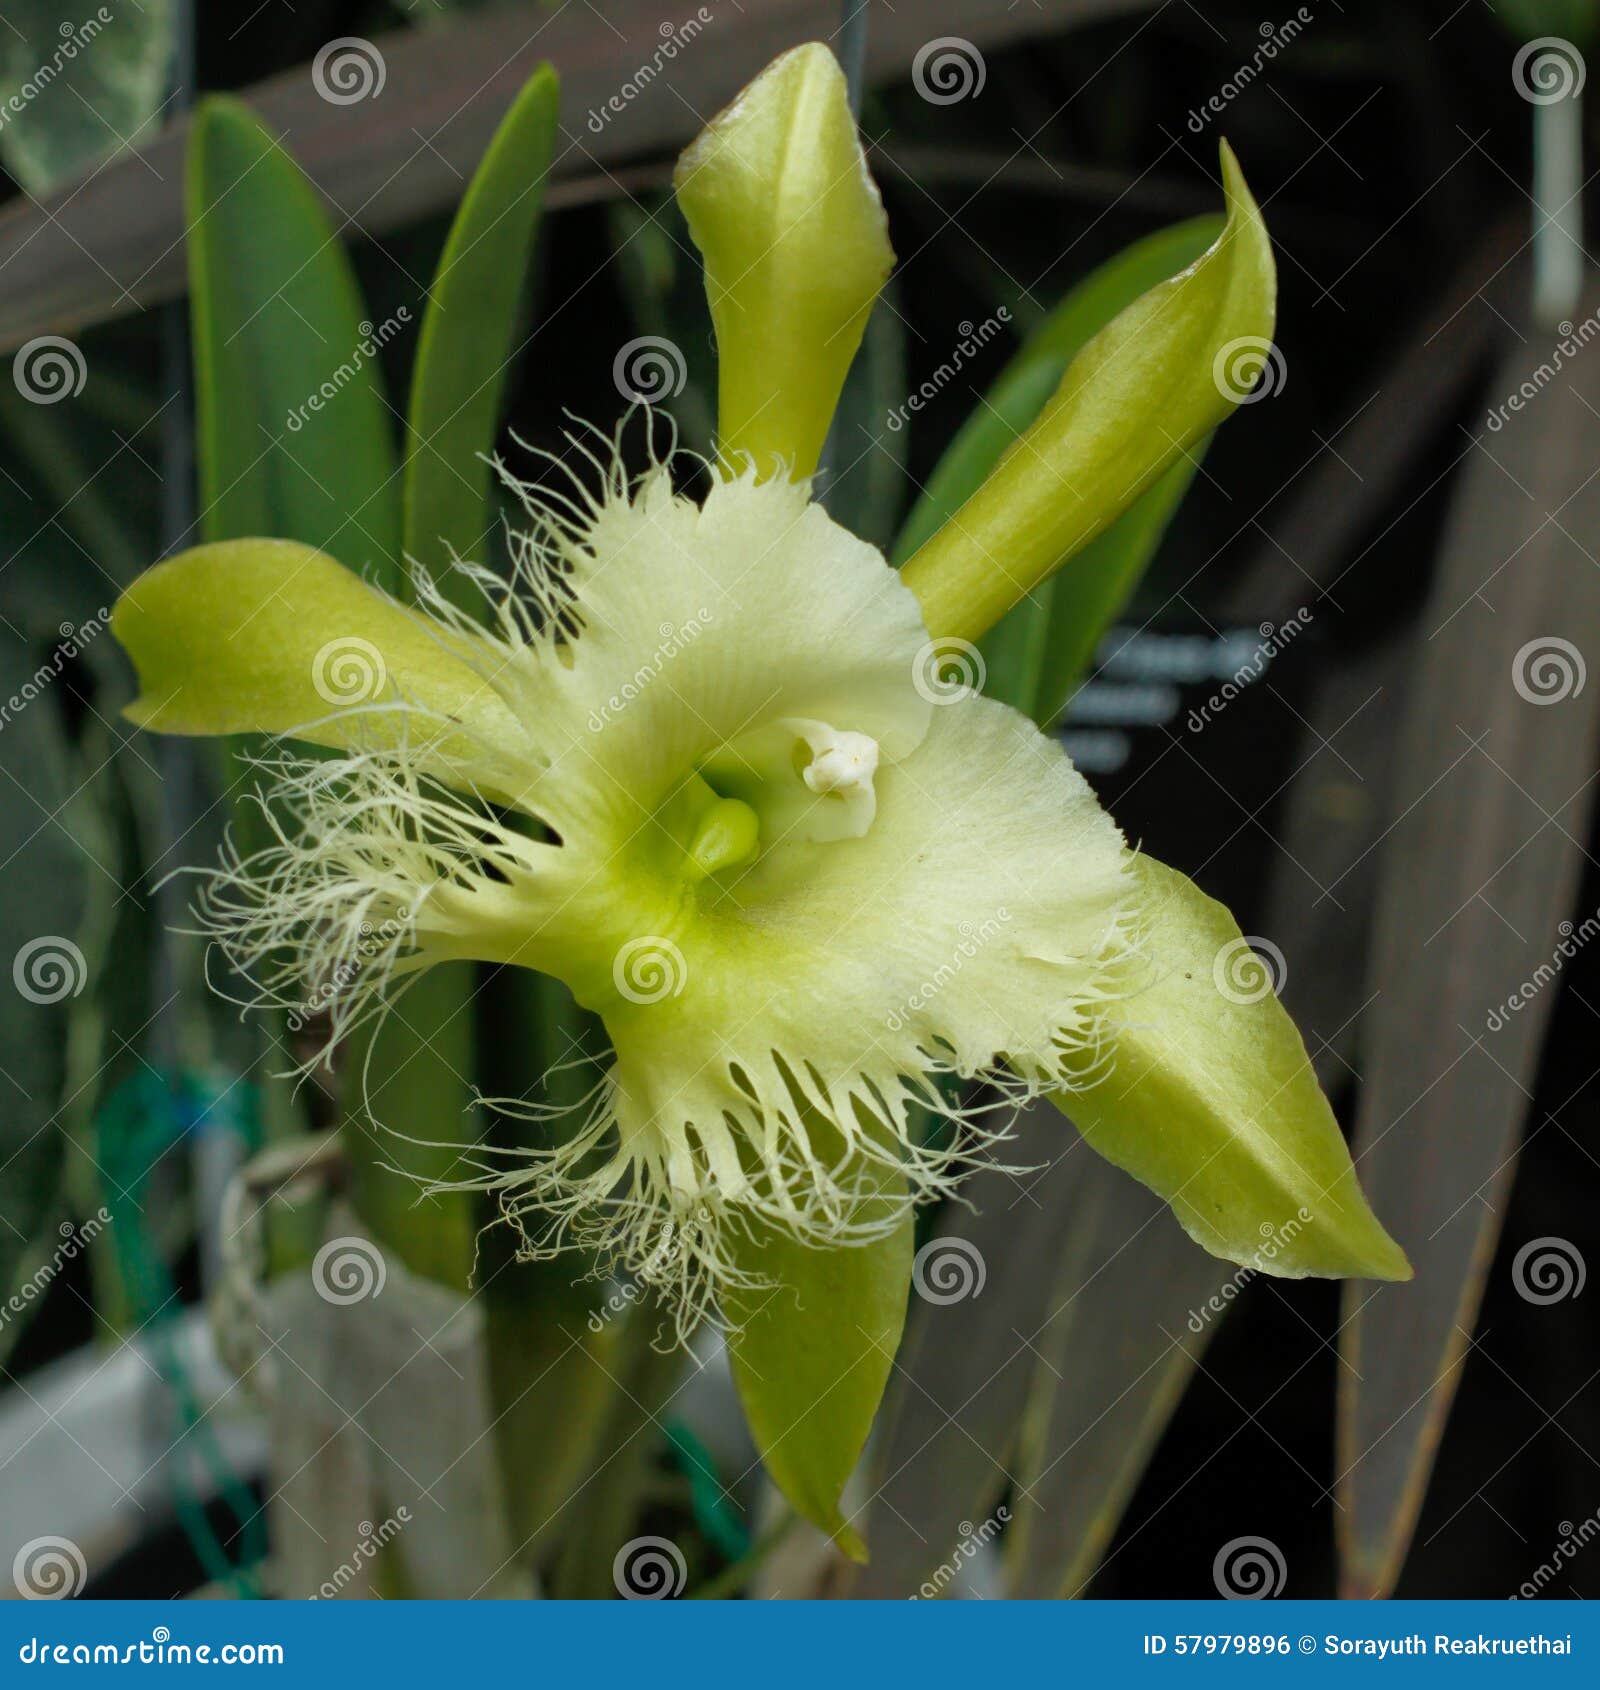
xmin=675 ymin=42 xmax=894 ymax=481
xmin=902 ymin=143 xmax=1276 ymax=645
xmin=111 ymin=539 xmax=522 ymax=781
xmin=724 ymin=1147 xmax=912 ymax=1561
xmin=1056 ymin=855 xmax=1411 ymax=1283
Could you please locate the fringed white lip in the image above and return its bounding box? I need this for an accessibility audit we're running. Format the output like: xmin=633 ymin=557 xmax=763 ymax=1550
xmin=190 ymin=434 xmax=1138 ymax=1336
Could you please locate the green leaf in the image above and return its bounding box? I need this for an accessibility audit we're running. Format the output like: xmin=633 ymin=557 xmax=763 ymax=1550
xmin=1056 ymin=855 xmax=1410 ymax=1283
xmin=187 ymin=96 xmax=401 ymax=584
xmin=404 ymin=65 xmax=559 ymax=589
xmin=476 ymin=967 xmax=620 ymax=1560
xmin=0 ymin=631 xmax=92 ymax=1352
xmin=0 ymin=1 xmax=177 ymax=196
xmin=725 ymin=1157 xmax=913 ymax=1561
xmin=1030 ymin=456 xmax=1200 ymax=727
xmin=893 ymin=218 xmax=1218 ymax=722
xmin=184 ymin=99 xmax=481 ymax=1298
xmin=901 ymin=144 xmax=1274 ymax=646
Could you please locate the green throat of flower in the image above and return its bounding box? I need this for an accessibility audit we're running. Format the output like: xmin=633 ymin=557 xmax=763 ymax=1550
xmin=672 ymin=715 xmax=878 ymax=871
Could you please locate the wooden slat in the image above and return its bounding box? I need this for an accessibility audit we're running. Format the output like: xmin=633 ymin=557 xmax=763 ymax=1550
xmin=1336 ymin=296 xmax=1600 ymax=1597
xmin=1216 ymin=220 xmax=1523 ymax=629
xmin=0 ymin=0 xmax=1150 ymax=352
xmin=1259 ymin=624 xmax=1414 ymax=1084
xmin=1003 ymin=1154 xmax=1233 ymax=1598
xmin=844 ymin=1101 xmax=1083 ymax=1597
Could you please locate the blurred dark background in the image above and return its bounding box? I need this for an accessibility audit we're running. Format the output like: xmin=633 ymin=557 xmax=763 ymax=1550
xmin=0 ymin=0 xmax=1595 ymax=1601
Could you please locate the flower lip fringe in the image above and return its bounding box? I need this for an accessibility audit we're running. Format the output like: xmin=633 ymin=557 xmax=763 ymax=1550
xmin=175 ymin=416 xmax=1142 ymax=1335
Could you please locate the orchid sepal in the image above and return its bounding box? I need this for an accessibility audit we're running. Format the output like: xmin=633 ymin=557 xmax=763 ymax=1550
xmin=674 ymin=41 xmax=894 ymax=481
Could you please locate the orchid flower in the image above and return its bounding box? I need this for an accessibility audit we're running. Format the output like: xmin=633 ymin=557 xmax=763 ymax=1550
xmin=112 ymin=45 xmax=1407 ymax=1352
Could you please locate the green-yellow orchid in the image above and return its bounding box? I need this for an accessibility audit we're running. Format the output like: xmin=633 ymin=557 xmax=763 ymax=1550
xmin=112 ymin=43 xmax=1409 ymax=1333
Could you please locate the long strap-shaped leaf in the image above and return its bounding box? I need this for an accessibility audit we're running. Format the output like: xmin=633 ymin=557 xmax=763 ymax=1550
xmin=187 ymin=97 xmax=448 ymax=1274
xmin=349 ymin=67 xmax=562 ymax=1287
xmin=403 ymin=66 xmax=558 ymax=593
xmin=1337 ymin=307 xmax=1600 ymax=1597
xmin=188 ymin=97 xmax=400 ymax=575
